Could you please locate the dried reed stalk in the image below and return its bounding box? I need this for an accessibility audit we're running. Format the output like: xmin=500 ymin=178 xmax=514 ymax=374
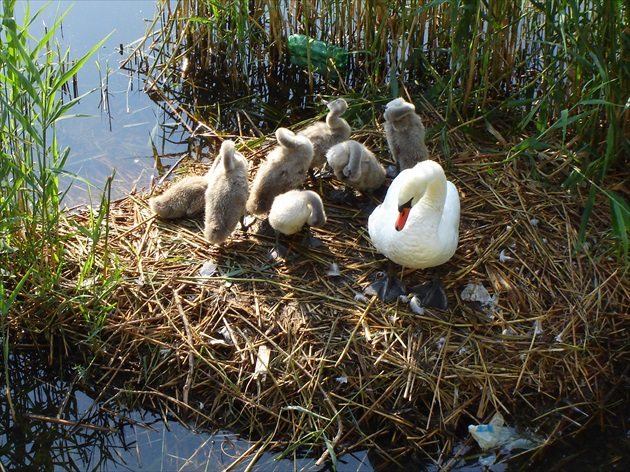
xmin=48 ymin=116 xmax=629 ymax=466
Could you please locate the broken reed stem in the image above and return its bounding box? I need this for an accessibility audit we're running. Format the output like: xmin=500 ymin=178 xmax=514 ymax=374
xmin=334 ymin=295 xmax=378 ymax=368
xmin=124 ymin=388 xmax=220 ymax=424
xmin=224 ymin=438 xmax=265 ymax=471
xmin=21 ymin=414 xmax=117 ymax=433
xmin=513 ymin=326 xmax=538 ymax=395
xmin=173 ymin=285 xmax=195 ymax=406
xmin=426 ymin=327 xmax=449 ymax=430
xmin=151 ymin=153 xmax=193 ymax=194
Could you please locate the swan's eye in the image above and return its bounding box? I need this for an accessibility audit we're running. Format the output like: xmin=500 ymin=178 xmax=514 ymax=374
xmin=398 ymin=198 xmax=413 ymax=213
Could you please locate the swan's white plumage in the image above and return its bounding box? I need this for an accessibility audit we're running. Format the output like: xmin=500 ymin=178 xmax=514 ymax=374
xmin=368 ymin=160 xmax=460 ymax=269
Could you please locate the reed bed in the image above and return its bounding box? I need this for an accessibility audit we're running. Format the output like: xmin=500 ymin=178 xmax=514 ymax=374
xmin=133 ymin=0 xmax=629 ymax=257
xmin=148 ymin=0 xmax=629 ymax=135
xmin=2 ymin=0 xmax=628 ymax=468
xmin=31 ymin=120 xmax=628 ymax=468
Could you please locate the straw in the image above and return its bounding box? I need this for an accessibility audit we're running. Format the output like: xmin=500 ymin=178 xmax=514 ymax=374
xmin=47 ymin=121 xmax=629 ymax=466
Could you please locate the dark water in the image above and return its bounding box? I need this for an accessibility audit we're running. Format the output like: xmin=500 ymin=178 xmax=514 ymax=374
xmin=0 ymin=349 xmax=376 ymax=471
xmin=2 ymin=347 xmax=628 ymax=471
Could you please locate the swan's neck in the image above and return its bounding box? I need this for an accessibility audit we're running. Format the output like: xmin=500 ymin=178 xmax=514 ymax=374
xmin=403 ymin=171 xmax=446 ymax=212
xmin=345 ymin=142 xmax=362 ymax=176
xmin=304 ymin=192 xmax=326 ymax=227
xmin=223 ymin=153 xmax=234 ymax=171
xmin=326 ymin=113 xmax=344 ymax=130
xmin=420 ymin=178 xmax=446 ymax=209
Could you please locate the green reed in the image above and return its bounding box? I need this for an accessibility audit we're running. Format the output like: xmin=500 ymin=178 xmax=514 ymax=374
xmin=0 ymin=0 xmax=113 ymax=334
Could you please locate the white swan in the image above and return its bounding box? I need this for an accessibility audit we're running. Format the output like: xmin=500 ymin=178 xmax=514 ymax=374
xmin=367 ymin=160 xmax=460 ymax=302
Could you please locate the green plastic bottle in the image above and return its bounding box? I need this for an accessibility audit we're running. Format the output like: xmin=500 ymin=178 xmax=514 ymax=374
xmin=288 ymin=34 xmax=348 ymax=71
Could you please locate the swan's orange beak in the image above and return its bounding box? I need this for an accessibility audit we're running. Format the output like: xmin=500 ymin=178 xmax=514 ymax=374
xmin=395 ymin=207 xmax=411 ymax=231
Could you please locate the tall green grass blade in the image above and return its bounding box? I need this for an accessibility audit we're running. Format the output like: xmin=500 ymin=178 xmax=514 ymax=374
xmin=609 ymin=192 xmax=630 ymax=260
xmin=1 ymin=1 xmax=118 ymax=338
xmin=0 ymin=268 xmax=32 ymax=318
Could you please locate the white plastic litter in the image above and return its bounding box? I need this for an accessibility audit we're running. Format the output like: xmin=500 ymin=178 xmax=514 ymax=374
xmin=409 ymin=296 xmax=425 ymax=315
xmin=468 ymin=412 xmax=540 ymax=452
xmin=327 ymin=262 xmax=341 ymax=276
xmin=499 ymin=249 xmax=513 ymax=262
xmin=254 ymin=344 xmax=271 ymax=382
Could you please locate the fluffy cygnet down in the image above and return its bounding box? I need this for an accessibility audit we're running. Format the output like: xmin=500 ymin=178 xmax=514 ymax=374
xmin=268 ymin=189 xmax=327 ymax=258
xmin=326 ymin=140 xmax=386 ymax=193
xmin=268 ymin=189 xmax=327 ymax=235
xmin=149 ymin=175 xmax=208 ymax=219
xmin=298 ymin=98 xmax=351 ymax=169
xmin=383 ymin=97 xmax=429 ymax=172
xmin=204 ymin=140 xmax=249 ymax=245
xmin=246 ymin=127 xmax=314 ymax=215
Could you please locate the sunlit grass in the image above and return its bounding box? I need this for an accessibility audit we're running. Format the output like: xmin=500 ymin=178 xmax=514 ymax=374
xmin=0 ymin=1 xmax=114 ymax=339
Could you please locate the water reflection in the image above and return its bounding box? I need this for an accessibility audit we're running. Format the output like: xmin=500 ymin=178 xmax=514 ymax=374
xmin=0 ymin=349 xmax=378 ymax=471
xmin=1 ymin=349 xmax=130 ymax=470
xmin=4 ymin=347 xmax=627 ymax=470
xmin=17 ymin=1 xmax=190 ymax=205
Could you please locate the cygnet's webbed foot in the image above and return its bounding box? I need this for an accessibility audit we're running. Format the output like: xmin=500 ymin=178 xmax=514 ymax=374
xmin=268 ymin=244 xmax=288 ymax=261
xmin=408 ymin=277 xmax=449 ymax=310
xmin=360 ymin=200 xmax=377 ymax=215
xmin=268 ymin=232 xmax=288 ymax=261
xmin=240 ymin=214 xmax=256 ymax=233
xmin=364 ymin=271 xmax=406 ymax=303
xmin=328 ymin=185 xmax=354 ymax=201
xmin=301 ymin=229 xmax=323 ymax=249
xmin=386 ymin=164 xmax=399 ymax=179
xmin=309 ymin=168 xmax=328 ymax=187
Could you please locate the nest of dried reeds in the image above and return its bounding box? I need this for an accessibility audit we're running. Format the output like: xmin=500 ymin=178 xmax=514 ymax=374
xmin=54 ymin=118 xmax=628 ymax=467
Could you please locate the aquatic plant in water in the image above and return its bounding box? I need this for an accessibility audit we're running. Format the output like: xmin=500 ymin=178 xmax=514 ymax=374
xmin=0 ymin=2 xmax=113 ymax=338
